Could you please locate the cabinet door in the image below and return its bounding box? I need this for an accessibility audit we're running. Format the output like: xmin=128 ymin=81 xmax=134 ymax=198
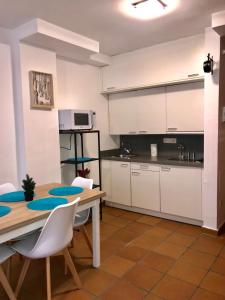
xmin=137 ymin=87 xmax=166 ymax=134
xmin=111 ymin=161 xmax=131 ymax=206
xmin=166 ymin=82 xmax=204 ymax=132
xmin=109 ymin=91 xmax=138 ymax=134
xmin=101 ymin=160 xmax=111 ymax=201
xmin=160 ymin=166 xmax=202 ymax=220
xmin=102 ymin=35 xmax=204 ymax=92
xmin=131 ymin=168 xmax=160 ymax=211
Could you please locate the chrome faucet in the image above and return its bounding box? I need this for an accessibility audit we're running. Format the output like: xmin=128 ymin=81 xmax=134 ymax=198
xmin=177 ymin=143 xmax=185 ymax=160
xmin=121 ymin=142 xmax=132 ymax=156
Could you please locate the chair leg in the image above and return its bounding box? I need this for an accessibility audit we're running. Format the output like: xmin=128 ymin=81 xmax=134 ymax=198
xmin=0 ymin=265 xmax=16 ymax=300
xmin=46 ymin=257 xmax=51 ymax=300
xmin=81 ymin=226 xmax=92 ymax=253
xmin=15 ymin=258 xmax=31 ymax=296
xmin=5 ymin=257 xmax=11 ymax=280
xmin=63 ymin=248 xmax=82 ymax=289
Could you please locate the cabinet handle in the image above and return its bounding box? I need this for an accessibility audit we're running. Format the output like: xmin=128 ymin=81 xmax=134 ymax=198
xmin=139 ymin=131 xmax=147 ymax=134
xmin=107 ymin=87 xmax=115 ymax=90
xmin=121 ymin=164 xmax=128 ymax=167
xmin=188 ymin=73 xmax=199 ymax=78
xmin=167 ymin=127 xmax=177 ymax=131
xmin=161 ymin=167 xmax=171 ymax=172
xmin=129 ymin=131 xmax=136 ymax=134
xmin=132 ymin=172 xmax=140 ymax=176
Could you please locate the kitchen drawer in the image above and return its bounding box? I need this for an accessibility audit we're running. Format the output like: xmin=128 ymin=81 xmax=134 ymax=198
xmin=131 ymin=163 xmax=160 ymax=172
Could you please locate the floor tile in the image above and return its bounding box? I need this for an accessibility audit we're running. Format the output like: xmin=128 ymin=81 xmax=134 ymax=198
xmin=117 ymin=245 xmax=148 ymax=261
xmin=103 ymin=206 xmax=124 ymax=217
xmin=144 ymin=294 xmax=163 ymax=300
xmin=156 ymin=219 xmax=182 ymax=231
xmin=141 ymin=251 xmax=175 ymax=273
xmin=130 ymin=235 xmax=163 ymax=251
xmin=80 ymin=269 xmax=117 ymax=296
xmin=103 ymin=216 xmax=132 ymax=228
xmin=137 ymin=215 xmax=161 ymax=226
xmin=178 ymin=249 xmax=215 ymax=270
xmin=201 ymin=271 xmax=225 ymax=296
xmin=110 ymin=228 xmax=140 ymax=243
xmin=53 ymin=290 xmax=94 ymax=300
xmin=176 ymin=224 xmax=202 ymax=237
xmin=100 ymin=279 xmax=147 ymax=300
xmin=153 ymin=275 xmax=196 ymax=300
xmin=144 ymin=227 xmax=172 ymax=239
xmin=153 ymin=241 xmax=186 ymax=259
xmin=211 ymin=257 xmax=225 ymax=276
xmin=120 ymin=210 xmax=144 ymax=221
xmin=191 ymin=236 xmax=223 ymax=256
xmin=219 ymin=245 xmax=225 ymax=259
xmin=100 ymin=223 xmax=120 ymax=241
xmin=100 ymin=255 xmax=135 ymax=277
xmin=191 ymin=288 xmax=225 ymax=300
xmin=168 ymin=260 xmax=207 ymax=285
xmin=102 ymin=213 xmax=117 ymax=223
xmin=166 ymin=232 xmax=196 ymax=247
xmin=100 ymin=238 xmax=126 ymax=260
xmin=125 ymin=264 xmax=163 ymax=291
xmin=125 ymin=221 xmax=153 ymax=234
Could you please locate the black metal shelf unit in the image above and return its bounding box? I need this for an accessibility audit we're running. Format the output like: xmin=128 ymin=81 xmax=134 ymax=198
xmin=59 ymin=129 xmax=102 ymax=218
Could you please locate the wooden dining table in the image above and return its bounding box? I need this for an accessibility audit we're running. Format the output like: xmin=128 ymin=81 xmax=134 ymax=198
xmin=0 ymin=183 xmax=105 ymax=268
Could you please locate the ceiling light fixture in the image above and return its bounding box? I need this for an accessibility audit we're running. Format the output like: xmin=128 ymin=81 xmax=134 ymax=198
xmin=120 ymin=0 xmax=179 ymax=20
xmin=132 ymin=0 xmax=167 ymax=9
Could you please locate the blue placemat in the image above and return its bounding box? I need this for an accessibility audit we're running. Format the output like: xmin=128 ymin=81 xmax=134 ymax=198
xmin=0 ymin=191 xmax=25 ymax=202
xmin=68 ymin=157 xmax=93 ymax=162
xmin=27 ymin=197 xmax=68 ymax=211
xmin=48 ymin=186 xmax=83 ymax=196
xmin=0 ymin=205 xmax=11 ymax=217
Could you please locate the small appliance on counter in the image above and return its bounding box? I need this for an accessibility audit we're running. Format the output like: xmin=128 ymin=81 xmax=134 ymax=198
xmin=58 ymin=109 xmax=94 ymax=130
xmin=150 ymin=144 xmax=158 ymax=157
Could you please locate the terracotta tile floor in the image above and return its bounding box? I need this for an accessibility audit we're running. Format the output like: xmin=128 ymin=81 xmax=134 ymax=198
xmin=2 ymin=206 xmax=225 ymax=300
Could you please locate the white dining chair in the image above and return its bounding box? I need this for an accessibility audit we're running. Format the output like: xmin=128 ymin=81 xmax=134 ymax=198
xmin=0 ymin=244 xmax=16 ymax=300
xmin=12 ymin=197 xmax=81 ymax=300
xmin=0 ymin=183 xmax=16 ymax=195
xmin=72 ymin=177 xmax=93 ymax=253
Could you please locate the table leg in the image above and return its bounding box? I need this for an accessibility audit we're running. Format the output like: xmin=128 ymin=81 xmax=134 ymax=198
xmin=92 ymin=199 xmax=100 ymax=268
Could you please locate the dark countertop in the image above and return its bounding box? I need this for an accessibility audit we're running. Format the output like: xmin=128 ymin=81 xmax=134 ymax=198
xmin=101 ymin=154 xmax=204 ymax=169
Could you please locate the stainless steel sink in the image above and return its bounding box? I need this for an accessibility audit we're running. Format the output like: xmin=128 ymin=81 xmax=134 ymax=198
xmin=111 ymin=154 xmax=137 ymax=159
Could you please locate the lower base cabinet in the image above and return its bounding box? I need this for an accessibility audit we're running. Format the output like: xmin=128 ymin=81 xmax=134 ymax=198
xmin=131 ymin=163 xmax=160 ymax=211
xmin=160 ymin=166 xmax=202 ymax=220
xmin=111 ymin=161 xmax=131 ymax=206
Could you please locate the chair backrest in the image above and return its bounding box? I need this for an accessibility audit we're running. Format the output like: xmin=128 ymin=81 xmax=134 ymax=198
xmin=0 ymin=183 xmax=16 ymax=195
xmin=29 ymin=197 xmax=80 ymax=259
xmin=71 ymin=177 xmax=93 ymax=190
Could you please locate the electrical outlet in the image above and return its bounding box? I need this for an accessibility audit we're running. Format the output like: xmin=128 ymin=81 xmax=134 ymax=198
xmin=163 ymin=138 xmax=177 ymax=144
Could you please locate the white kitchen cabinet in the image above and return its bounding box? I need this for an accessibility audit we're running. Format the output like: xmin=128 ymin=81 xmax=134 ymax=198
xmin=109 ymin=87 xmax=166 ymax=134
xmin=102 ymin=35 xmax=204 ymax=93
xmin=131 ymin=163 xmax=160 ymax=211
xmin=160 ymin=166 xmax=202 ymax=220
xmin=111 ymin=161 xmax=131 ymax=206
xmin=166 ymin=82 xmax=204 ymax=132
xmin=101 ymin=160 xmax=112 ymax=201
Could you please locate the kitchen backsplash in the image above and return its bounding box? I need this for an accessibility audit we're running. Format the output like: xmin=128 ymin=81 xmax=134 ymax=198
xmin=120 ymin=134 xmax=204 ymax=159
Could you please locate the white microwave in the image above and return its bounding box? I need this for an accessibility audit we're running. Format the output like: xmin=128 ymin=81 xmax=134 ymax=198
xmin=58 ymin=109 xmax=94 ymax=130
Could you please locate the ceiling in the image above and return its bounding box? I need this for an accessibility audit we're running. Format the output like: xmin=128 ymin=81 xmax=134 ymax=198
xmin=0 ymin=0 xmax=225 ymax=55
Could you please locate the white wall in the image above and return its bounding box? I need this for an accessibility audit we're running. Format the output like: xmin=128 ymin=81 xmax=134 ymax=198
xmin=56 ymin=58 xmax=119 ymax=184
xmin=203 ymin=28 xmax=220 ymax=230
xmin=18 ymin=44 xmax=61 ymax=185
xmin=0 ymin=43 xmax=18 ymax=186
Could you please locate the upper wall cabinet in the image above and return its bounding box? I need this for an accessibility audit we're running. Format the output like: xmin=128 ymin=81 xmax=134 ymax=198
xmin=109 ymin=87 xmax=166 ymax=135
xmin=102 ymin=35 xmax=204 ymax=93
xmin=166 ymin=81 xmax=204 ymax=133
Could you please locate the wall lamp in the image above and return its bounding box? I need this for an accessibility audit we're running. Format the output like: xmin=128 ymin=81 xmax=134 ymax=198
xmin=203 ymin=53 xmax=214 ymax=75
xmin=132 ymin=0 xmax=167 ymax=9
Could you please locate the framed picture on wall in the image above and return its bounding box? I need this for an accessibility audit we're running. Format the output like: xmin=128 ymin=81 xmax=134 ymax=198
xmin=29 ymin=71 xmax=54 ymax=110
